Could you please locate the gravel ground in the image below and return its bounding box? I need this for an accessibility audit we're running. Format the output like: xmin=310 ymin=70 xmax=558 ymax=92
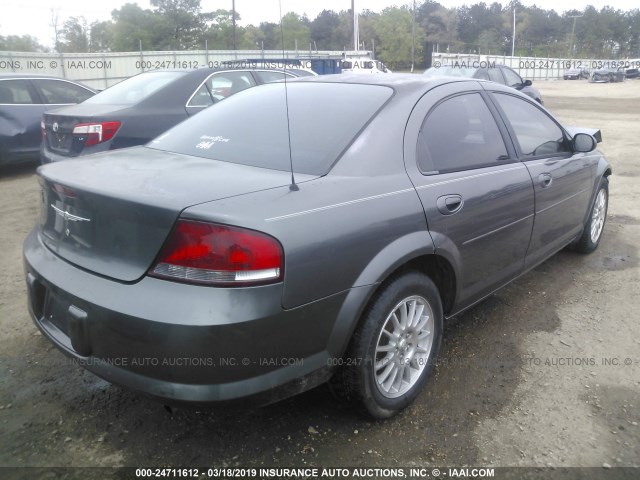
xmin=0 ymin=79 xmax=638 ymax=478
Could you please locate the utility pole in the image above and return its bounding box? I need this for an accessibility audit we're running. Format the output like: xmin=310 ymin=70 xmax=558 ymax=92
xmin=511 ymin=7 xmax=515 ymax=56
xmin=411 ymin=0 xmax=416 ymax=72
xmin=232 ymin=0 xmax=237 ymax=50
xmin=567 ymin=15 xmax=583 ymax=57
xmin=352 ymin=0 xmax=357 ymax=51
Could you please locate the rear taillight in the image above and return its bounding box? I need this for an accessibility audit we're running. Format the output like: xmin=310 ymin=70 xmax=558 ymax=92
xmin=150 ymin=220 xmax=283 ymax=286
xmin=72 ymin=121 xmax=121 ymax=146
xmin=40 ymin=119 xmax=45 ymax=139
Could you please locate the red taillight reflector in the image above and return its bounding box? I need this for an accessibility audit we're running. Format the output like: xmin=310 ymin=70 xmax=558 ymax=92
xmin=149 ymin=220 xmax=283 ymax=286
xmin=72 ymin=121 xmax=121 ymax=146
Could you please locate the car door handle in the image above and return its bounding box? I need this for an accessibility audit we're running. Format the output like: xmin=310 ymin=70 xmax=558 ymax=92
xmin=538 ymin=173 xmax=553 ymax=188
xmin=437 ymin=194 xmax=464 ymax=215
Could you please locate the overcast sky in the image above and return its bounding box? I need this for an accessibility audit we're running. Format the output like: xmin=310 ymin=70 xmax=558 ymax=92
xmin=1 ymin=0 xmax=638 ymax=48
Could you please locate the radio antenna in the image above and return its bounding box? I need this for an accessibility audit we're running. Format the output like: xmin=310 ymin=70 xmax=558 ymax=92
xmin=279 ymin=0 xmax=299 ymax=191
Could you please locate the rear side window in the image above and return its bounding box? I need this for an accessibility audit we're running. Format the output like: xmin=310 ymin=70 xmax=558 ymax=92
xmin=188 ymin=71 xmax=257 ymax=107
xmin=254 ymin=71 xmax=293 ymax=84
xmin=149 ymin=82 xmax=393 ymax=175
xmin=84 ymin=71 xmax=184 ymax=105
xmin=424 ymin=66 xmax=477 ymax=78
xmin=33 ymin=79 xmax=94 ymax=104
xmin=502 ymin=67 xmax=523 ymax=87
xmin=492 ymin=93 xmax=569 ymax=157
xmin=487 ymin=68 xmax=504 ymax=84
xmin=417 ymin=93 xmax=508 ymax=173
xmin=475 ymin=69 xmax=490 ymax=80
xmin=0 ymin=80 xmax=35 ymax=104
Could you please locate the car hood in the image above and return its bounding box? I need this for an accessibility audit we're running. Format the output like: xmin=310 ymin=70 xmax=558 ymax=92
xmin=36 ymin=146 xmax=316 ymax=282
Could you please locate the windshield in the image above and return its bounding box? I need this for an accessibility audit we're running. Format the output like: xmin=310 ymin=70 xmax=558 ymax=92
xmin=424 ymin=66 xmax=477 ymax=78
xmin=148 ymin=82 xmax=393 ymax=176
xmin=83 ymin=71 xmax=185 ymax=105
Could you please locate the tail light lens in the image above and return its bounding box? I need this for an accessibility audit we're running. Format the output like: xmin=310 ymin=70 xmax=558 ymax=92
xmin=150 ymin=220 xmax=283 ymax=286
xmin=40 ymin=119 xmax=45 ymax=139
xmin=72 ymin=121 xmax=121 ymax=146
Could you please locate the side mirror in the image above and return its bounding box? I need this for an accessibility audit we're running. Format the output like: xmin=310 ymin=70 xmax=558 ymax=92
xmin=523 ymin=79 xmax=533 ymax=86
xmin=573 ymin=133 xmax=596 ymax=153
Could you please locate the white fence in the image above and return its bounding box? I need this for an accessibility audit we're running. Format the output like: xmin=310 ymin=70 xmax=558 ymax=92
xmin=2 ymin=49 xmax=639 ymax=88
xmin=432 ymin=53 xmax=640 ymax=80
xmin=0 ymin=49 xmax=368 ymax=89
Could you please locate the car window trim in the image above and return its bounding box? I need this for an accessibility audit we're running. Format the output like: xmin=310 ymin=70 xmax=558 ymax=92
xmin=486 ymin=90 xmax=573 ymax=162
xmin=416 ymin=91 xmax=519 ymax=176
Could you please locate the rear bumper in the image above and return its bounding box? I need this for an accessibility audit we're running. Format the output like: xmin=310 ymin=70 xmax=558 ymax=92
xmin=40 ymin=147 xmax=72 ymax=164
xmin=23 ymin=227 xmax=347 ymax=405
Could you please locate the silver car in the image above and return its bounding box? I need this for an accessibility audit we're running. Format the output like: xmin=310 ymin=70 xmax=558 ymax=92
xmin=24 ymin=75 xmax=610 ymax=418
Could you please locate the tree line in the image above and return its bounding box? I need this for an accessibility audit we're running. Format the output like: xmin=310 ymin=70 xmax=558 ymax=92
xmin=1 ymin=1 xmax=639 ymax=69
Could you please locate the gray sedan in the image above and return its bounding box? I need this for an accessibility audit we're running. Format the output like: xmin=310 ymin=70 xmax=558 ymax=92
xmin=24 ymin=75 xmax=610 ymax=419
xmin=590 ymin=67 xmax=626 ymax=83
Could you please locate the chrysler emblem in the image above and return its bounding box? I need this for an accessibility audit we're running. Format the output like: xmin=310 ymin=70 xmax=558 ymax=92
xmin=52 ymin=122 xmax=59 ymax=132
xmin=51 ymin=204 xmax=91 ymax=223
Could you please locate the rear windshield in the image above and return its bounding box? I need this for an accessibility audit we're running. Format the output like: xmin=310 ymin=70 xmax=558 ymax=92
xmin=84 ymin=71 xmax=184 ymax=105
xmin=148 ymin=82 xmax=393 ymax=175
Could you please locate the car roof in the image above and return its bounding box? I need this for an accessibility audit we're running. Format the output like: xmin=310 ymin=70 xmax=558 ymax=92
xmin=0 ymin=73 xmax=87 ymax=80
xmin=290 ymin=73 xmax=475 ymax=93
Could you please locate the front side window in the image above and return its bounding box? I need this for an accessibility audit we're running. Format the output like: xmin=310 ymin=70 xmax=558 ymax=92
xmin=33 ymin=79 xmax=94 ymax=104
xmin=0 ymin=80 xmax=35 ymax=104
xmin=417 ymin=93 xmax=508 ymax=173
xmin=492 ymin=93 xmax=569 ymax=157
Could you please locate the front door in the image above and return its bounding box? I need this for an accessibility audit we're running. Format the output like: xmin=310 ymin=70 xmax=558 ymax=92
xmin=404 ymin=83 xmax=535 ymax=312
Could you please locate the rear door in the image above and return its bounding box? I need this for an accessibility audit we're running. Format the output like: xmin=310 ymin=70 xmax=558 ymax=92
xmin=404 ymin=82 xmax=535 ymax=311
xmin=0 ymin=78 xmax=43 ymax=161
xmin=487 ymin=91 xmax=593 ymax=268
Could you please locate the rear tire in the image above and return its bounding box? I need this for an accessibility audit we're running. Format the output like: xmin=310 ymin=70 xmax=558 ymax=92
xmin=334 ymin=272 xmax=443 ymax=419
xmin=572 ymin=177 xmax=608 ymax=254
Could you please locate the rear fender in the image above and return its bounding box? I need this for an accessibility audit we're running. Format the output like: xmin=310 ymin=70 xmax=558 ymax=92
xmin=326 ymin=231 xmax=436 ymax=357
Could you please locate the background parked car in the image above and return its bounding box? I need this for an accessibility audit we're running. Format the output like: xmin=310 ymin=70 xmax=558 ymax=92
xmin=424 ymin=64 xmax=542 ymax=103
xmin=563 ymin=68 xmax=590 ymax=80
xmin=625 ymin=68 xmax=639 ymax=79
xmin=590 ymin=67 xmax=626 ymax=83
xmin=25 ymin=75 xmax=610 ymax=419
xmin=40 ymin=67 xmax=313 ymax=163
xmin=0 ymin=74 xmax=95 ymax=167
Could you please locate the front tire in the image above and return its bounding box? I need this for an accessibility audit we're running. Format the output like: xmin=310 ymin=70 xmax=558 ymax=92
xmin=573 ymin=177 xmax=609 ymax=253
xmin=336 ymin=272 xmax=443 ymax=419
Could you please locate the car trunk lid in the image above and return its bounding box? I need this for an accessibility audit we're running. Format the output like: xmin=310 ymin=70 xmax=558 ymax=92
xmin=38 ymin=147 xmax=313 ymax=282
xmin=42 ymin=104 xmax=127 ymax=156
